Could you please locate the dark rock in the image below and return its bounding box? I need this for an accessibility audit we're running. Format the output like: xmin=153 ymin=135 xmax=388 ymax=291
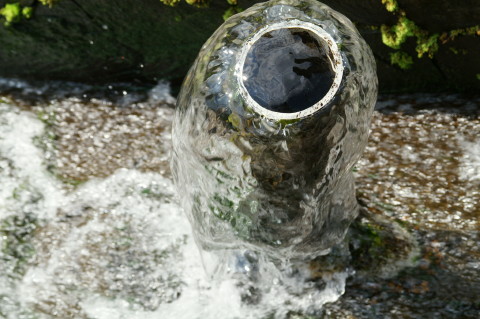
xmin=0 ymin=0 xmax=235 ymax=84
xmin=0 ymin=0 xmax=479 ymax=92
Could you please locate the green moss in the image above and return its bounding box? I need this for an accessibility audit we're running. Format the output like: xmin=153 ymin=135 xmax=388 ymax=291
xmin=277 ymin=118 xmax=300 ymax=127
xmin=477 ymin=74 xmax=480 ymax=81
xmin=1 ymin=0 xmax=59 ymax=26
xmin=140 ymin=187 xmax=168 ymax=200
xmin=449 ymin=47 xmax=468 ymax=55
xmin=57 ymin=176 xmax=85 ymax=187
xmin=0 ymin=213 xmax=38 ymax=277
xmin=38 ymin=0 xmax=60 ymax=7
xmin=160 ymin=0 xmax=181 ymax=7
xmin=185 ymin=0 xmax=210 ymax=8
xmin=209 ymin=192 xmax=253 ymax=237
xmin=223 ymin=6 xmax=243 ymax=21
xmin=227 ymin=112 xmax=242 ymax=129
xmin=449 ymin=25 xmax=480 ymax=39
xmin=381 ymin=17 xmax=416 ymax=49
xmin=22 ymin=6 xmax=33 ymax=19
xmin=213 ymin=193 xmax=235 ymax=208
xmin=378 ymin=0 xmax=480 ymax=72
xmin=415 ymin=33 xmax=439 ymax=58
xmin=0 ymin=3 xmax=22 ymax=26
xmin=349 ymin=220 xmax=387 ymax=271
xmin=394 ymin=218 xmax=410 ymax=229
xmin=158 ymin=0 xmax=240 ymax=8
xmin=381 ymin=0 xmax=399 ymax=13
xmin=390 ymin=51 xmax=413 ymax=69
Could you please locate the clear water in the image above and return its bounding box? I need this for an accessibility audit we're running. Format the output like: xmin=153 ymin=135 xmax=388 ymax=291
xmin=0 ymin=82 xmax=347 ymax=319
xmin=0 ymin=84 xmax=479 ymax=318
xmin=172 ymin=2 xmax=377 ymax=282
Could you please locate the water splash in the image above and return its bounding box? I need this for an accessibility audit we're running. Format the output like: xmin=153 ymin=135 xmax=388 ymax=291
xmin=0 ymin=97 xmax=347 ymax=319
xmin=1 ymin=91 xmax=479 ymax=318
xmin=458 ymin=138 xmax=480 ymax=182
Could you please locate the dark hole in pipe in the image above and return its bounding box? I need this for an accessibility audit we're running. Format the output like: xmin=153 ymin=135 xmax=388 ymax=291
xmin=242 ymin=28 xmax=336 ymax=113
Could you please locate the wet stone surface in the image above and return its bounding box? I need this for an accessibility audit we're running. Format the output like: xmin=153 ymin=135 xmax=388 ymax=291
xmin=35 ymin=100 xmax=173 ymax=185
xmin=323 ymin=94 xmax=480 ymax=319
xmin=242 ymin=28 xmax=335 ymax=113
xmin=0 ymin=88 xmax=479 ymax=318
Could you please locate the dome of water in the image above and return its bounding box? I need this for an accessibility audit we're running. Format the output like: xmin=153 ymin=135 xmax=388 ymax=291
xmin=173 ymin=0 xmax=377 ymax=259
xmin=172 ymin=0 xmax=378 ymax=309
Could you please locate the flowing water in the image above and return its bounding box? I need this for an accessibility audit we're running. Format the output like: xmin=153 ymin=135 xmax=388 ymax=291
xmin=171 ymin=3 xmax=377 ymax=297
xmin=0 ymin=80 xmax=479 ymax=318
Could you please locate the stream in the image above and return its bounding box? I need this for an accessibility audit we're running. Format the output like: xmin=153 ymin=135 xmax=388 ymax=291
xmin=0 ymin=80 xmax=479 ymax=318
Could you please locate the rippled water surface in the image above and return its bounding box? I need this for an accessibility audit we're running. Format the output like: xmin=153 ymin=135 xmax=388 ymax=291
xmin=0 ymin=82 xmax=479 ymax=318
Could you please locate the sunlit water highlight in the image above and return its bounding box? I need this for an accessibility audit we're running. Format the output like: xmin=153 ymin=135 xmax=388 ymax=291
xmin=0 ymin=84 xmax=479 ymax=318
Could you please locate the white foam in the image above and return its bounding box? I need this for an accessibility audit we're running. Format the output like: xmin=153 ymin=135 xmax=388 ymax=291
xmin=148 ymin=81 xmax=177 ymax=105
xmin=0 ymin=103 xmax=65 ymax=220
xmin=1 ymin=100 xmax=344 ymax=319
xmin=458 ymin=137 xmax=480 ymax=183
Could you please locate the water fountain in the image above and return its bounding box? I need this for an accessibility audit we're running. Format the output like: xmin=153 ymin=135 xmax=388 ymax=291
xmin=172 ymin=0 xmax=377 ymax=309
xmin=2 ymin=1 xmax=478 ymax=318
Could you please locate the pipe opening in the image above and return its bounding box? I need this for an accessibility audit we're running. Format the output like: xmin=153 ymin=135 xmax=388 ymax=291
xmin=242 ymin=27 xmax=337 ymax=114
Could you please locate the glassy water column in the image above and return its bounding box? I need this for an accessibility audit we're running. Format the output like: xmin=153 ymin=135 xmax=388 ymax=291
xmin=172 ymin=0 xmax=377 ymax=282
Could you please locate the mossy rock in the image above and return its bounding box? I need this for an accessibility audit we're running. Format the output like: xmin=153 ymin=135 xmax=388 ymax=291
xmin=0 ymin=0 xmax=253 ymax=85
xmin=308 ymin=207 xmax=419 ymax=281
xmin=348 ymin=208 xmax=419 ymax=278
xmin=0 ymin=212 xmax=38 ymax=277
xmin=0 ymin=0 xmax=479 ymax=92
